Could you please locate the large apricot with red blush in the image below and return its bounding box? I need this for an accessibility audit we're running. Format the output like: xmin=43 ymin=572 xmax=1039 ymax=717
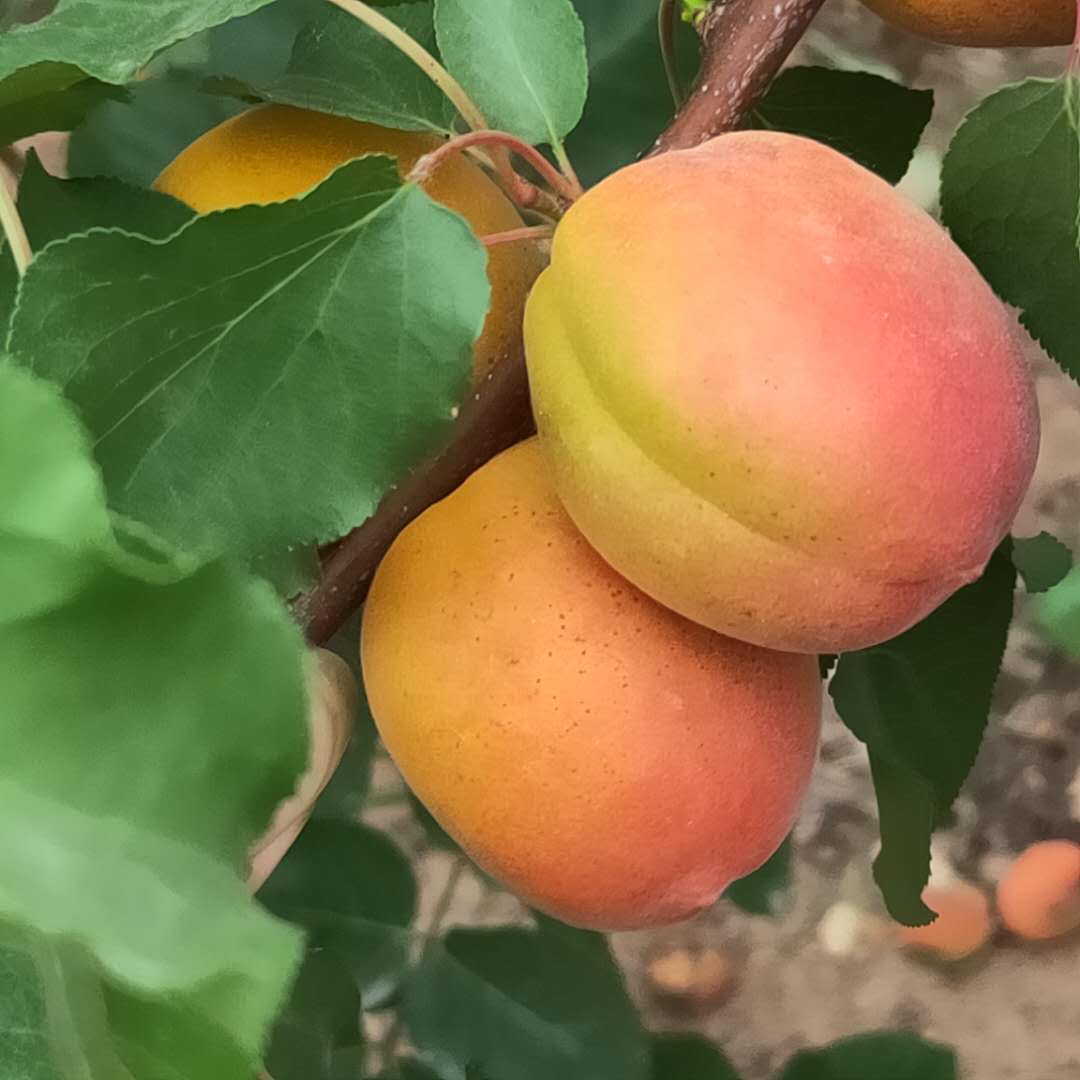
xmin=155 ymin=104 xmax=541 ymax=377
xmin=525 ymin=131 xmax=1038 ymax=653
xmin=361 ymin=439 xmax=822 ymax=930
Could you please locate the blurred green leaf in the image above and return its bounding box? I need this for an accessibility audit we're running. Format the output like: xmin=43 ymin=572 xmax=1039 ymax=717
xmin=830 ymin=543 xmax=1015 ymax=924
xmin=652 ymin=1034 xmax=740 ymax=1080
xmin=567 ymin=0 xmax=697 ymax=186
xmin=724 ymin=837 xmax=791 ymax=917
xmin=404 ymin=916 xmax=649 ymax=1080
xmin=435 ymin=0 xmax=587 ymax=146
xmin=1013 ymin=531 xmax=1072 ymax=594
xmin=11 ymin=157 xmax=488 ymax=569
xmin=1035 ymin=564 xmax=1080 ymax=653
xmin=942 ymin=78 xmax=1080 ymax=382
xmin=261 ymin=3 xmax=456 ymax=133
xmin=259 ymin=819 xmax=417 ymax=1008
xmin=265 ymin=948 xmax=364 ymax=1080
xmin=752 ymin=68 xmax=933 ymax=185
xmin=776 ymin=1032 xmax=956 ymax=1079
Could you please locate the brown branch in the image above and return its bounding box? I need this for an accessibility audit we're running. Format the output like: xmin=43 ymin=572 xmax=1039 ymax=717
xmin=296 ymin=0 xmax=824 ymax=646
xmin=653 ymin=0 xmax=827 ymax=153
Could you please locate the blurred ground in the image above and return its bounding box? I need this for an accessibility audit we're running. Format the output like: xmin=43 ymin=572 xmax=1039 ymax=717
xmin=371 ymin=3 xmax=1080 ymax=1076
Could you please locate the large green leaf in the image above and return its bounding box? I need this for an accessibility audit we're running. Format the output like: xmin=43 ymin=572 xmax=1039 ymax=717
xmin=1013 ymin=531 xmax=1072 ymax=594
xmin=0 ymin=75 xmax=125 ymax=145
xmin=404 ymin=917 xmax=649 ymax=1080
xmin=258 ymin=819 xmax=417 ymax=1008
xmin=435 ymin=0 xmax=588 ymax=146
xmin=261 ymin=2 xmax=456 ymax=133
xmin=776 ymin=1032 xmax=956 ymax=1080
xmin=0 ymin=930 xmax=62 ymax=1080
xmin=752 ymin=68 xmax=933 ymax=185
xmin=829 ymin=544 xmax=1016 ymax=924
xmin=0 ymin=362 xmax=307 ymax=1077
xmin=942 ymin=78 xmax=1080 ymax=382
xmin=9 ymin=157 xmax=489 ymax=567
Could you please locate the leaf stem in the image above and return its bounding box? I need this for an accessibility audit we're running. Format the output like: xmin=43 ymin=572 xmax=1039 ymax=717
xmin=0 ymin=156 xmax=31 ymax=276
xmin=481 ymin=224 xmax=555 ymax=249
xmin=409 ymin=129 xmax=583 ymax=205
xmin=658 ymin=0 xmax=683 ymax=107
xmin=326 ymin=0 xmax=489 ymax=132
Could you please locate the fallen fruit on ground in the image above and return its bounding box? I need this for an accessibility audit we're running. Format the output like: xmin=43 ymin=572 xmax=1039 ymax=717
xmin=155 ymin=104 xmax=541 ymax=376
xmin=996 ymin=840 xmax=1080 ymax=941
xmin=248 ymin=648 xmax=356 ymax=892
xmin=525 ymin=130 xmax=1039 ymax=653
xmin=895 ymin=883 xmax=993 ymax=961
xmin=361 ymin=439 xmax=822 ymax=930
xmin=858 ymin=0 xmax=1074 ymax=47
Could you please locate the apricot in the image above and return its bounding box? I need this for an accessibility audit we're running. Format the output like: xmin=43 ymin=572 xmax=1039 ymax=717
xmin=524 ymin=131 xmax=1038 ymax=654
xmin=361 ymin=439 xmax=822 ymax=930
xmin=996 ymin=840 xmax=1080 ymax=941
xmin=895 ymin=883 xmax=993 ymax=961
xmin=859 ymin=0 xmax=1074 ymax=47
xmin=154 ymin=104 xmax=541 ymax=376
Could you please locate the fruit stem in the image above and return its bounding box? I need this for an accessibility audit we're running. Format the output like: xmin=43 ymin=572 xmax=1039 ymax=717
xmin=0 ymin=157 xmax=31 ymax=276
xmin=409 ymin=129 xmax=584 ymax=206
xmin=658 ymin=0 xmax=684 ymax=107
xmin=326 ymin=0 xmax=489 ymax=132
xmin=481 ymin=224 xmax=555 ymax=249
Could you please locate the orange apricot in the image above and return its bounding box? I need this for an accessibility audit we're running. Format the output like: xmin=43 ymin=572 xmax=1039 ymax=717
xmin=361 ymin=439 xmax=822 ymax=930
xmin=859 ymin=0 xmax=1074 ymax=47
xmin=895 ymin=883 xmax=993 ymax=961
xmin=996 ymin=840 xmax=1080 ymax=941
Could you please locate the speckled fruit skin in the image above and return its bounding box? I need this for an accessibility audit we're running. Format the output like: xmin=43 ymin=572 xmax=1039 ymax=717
xmin=996 ymin=840 xmax=1080 ymax=941
xmin=525 ymin=131 xmax=1039 ymax=654
xmin=860 ymin=0 xmax=1074 ymax=46
xmin=155 ymin=104 xmax=541 ymax=376
xmin=361 ymin=439 xmax=822 ymax=930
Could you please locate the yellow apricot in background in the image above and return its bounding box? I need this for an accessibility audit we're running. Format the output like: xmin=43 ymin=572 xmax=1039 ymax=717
xmin=155 ymin=104 xmax=541 ymax=376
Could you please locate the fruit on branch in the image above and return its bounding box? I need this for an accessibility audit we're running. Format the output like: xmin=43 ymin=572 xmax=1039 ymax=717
xmin=525 ymin=131 xmax=1039 ymax=654
xmin=155 ymin=104 xmax=541 ymax=377
xmin=895 ymin=882 xmax=993 ymax=961
xmin=996 ymin=840 xmax=1080 ymax=941
xmin=361 ymin=439 xmax=822 ymax=930
xmin=857 ymin=0 xmax=1074 ymax=47
xmin=248 ymin=648 xmax=356 ymax=892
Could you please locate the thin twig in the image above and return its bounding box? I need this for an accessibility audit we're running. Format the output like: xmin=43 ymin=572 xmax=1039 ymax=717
xmin=410 ymin=129 xmax=583 ymax=205
xmin=326 ymin=0 xmax=489 ymax=132
xmin=298 ymin=0 xmax=827 ymax=646
xmin=658 ymin=0 xmax=683 ymax=107
xmin=0 ymin=161 xmax=31 ymax=276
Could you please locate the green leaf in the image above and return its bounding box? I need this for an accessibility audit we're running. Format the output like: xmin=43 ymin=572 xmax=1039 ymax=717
xmin=0 ymin=75 xmax=125 ymax=144
xmin=0 ymin=363 xmax=111 ymax=621
xmin=752 ymin=68 xmax=934 ymax=185
xmin=69 ymin=74 xmax=244 ymax=187
xmin=0 ymin=0 xmax=278 ymax=110
xmin=776 ymin=1032 xmax=956 ymax=1080
xmin=262 ymin=3 xmax=456 ymax=133
xmin=0 ymin=152 xmax=194 ymax=331
xmin=1034 ymin=565 xmax=1080 ymax=653
xmin=435 ymin=0 xmax=588 ymax=146
xmin=1013 ymin=531 xmax=1072 ymax=594
xmin=941 ymin=77 xmax=1080 ymax=382
xmin=567 ymin=0 xmax=698 ymax=186
xmin=265 ymin=948 xmax=364 ymax=1080
xmin=259 ymin=819 xmax=417 ymax=1008
xmin=0 ymin=930 xmax=61 ymax=1080
xmin=404 ymin=917 xmax=649 ymax=1080
xmin=724 ymin=836 xmax=791 ymax=917
xmin=10 ymin=157 xmax=489 ymax=567
xmin=652 ymin=1034 xmax=740 ymax=1080
xmin=829 ymin=543 xmax=1016 ymax=924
